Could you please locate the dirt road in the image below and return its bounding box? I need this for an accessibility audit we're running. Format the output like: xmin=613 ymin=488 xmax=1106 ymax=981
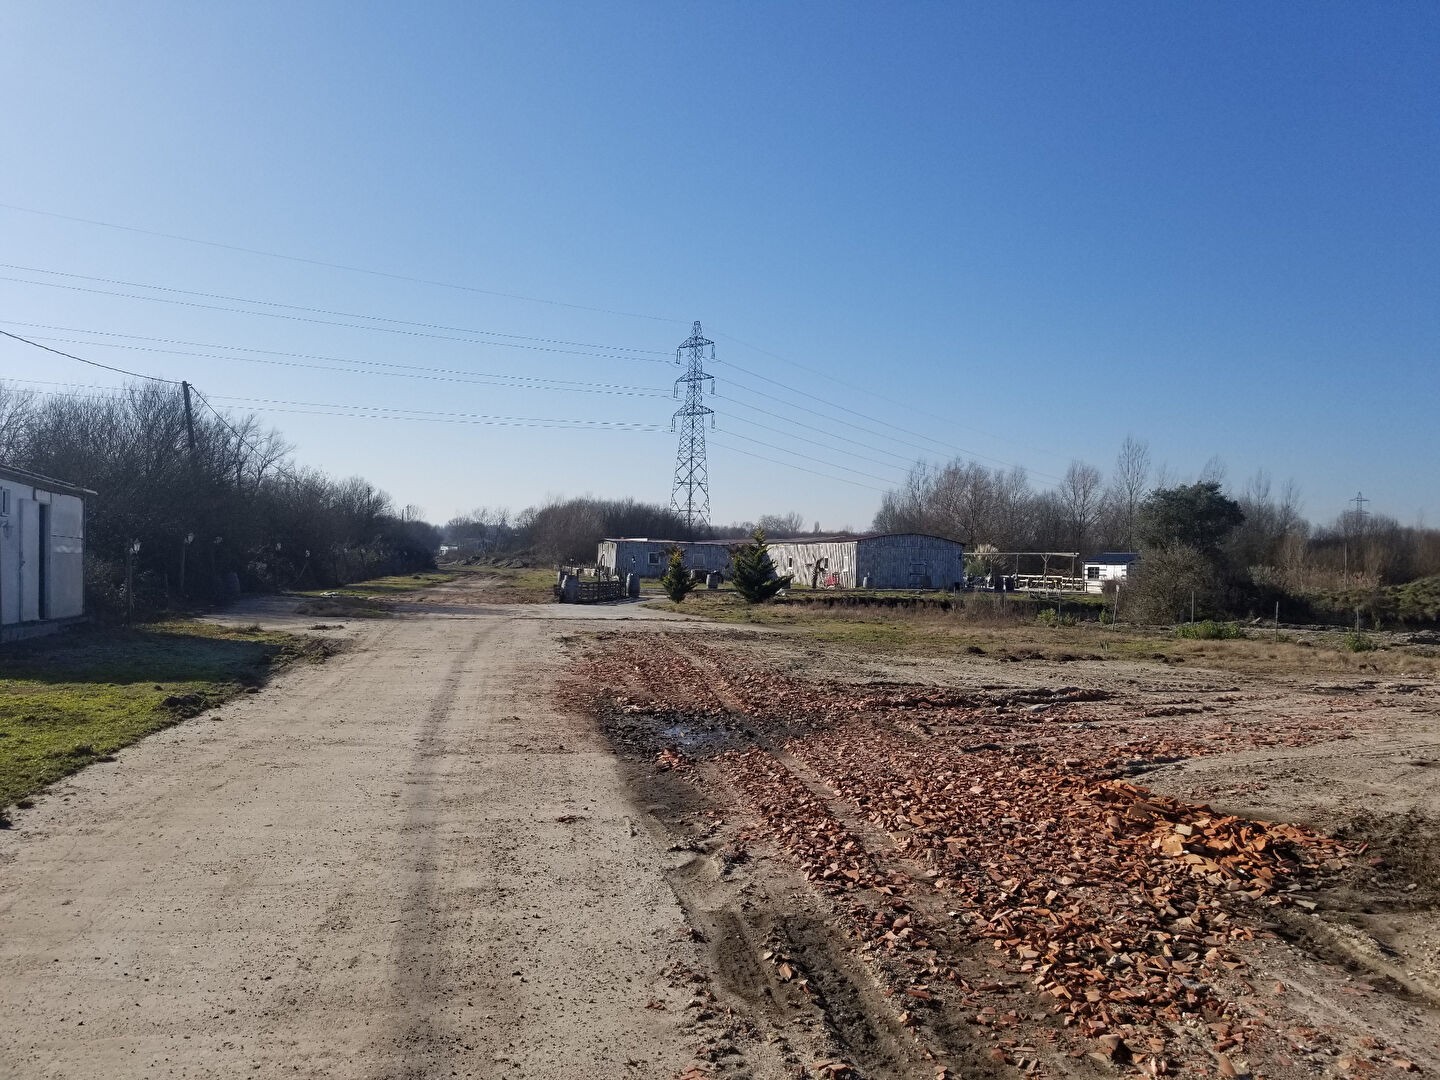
xmin=0 ymin=599 xmax=732 ymax=1079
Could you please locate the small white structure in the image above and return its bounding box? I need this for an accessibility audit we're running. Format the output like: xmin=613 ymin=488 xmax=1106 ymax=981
xmin=1083 ymin=552 xmax=1139 ymax=593
xmin=597 ymin=533 xmax=965 ymax=591
xmin=0 ymin=465 xmax=92 ymax=640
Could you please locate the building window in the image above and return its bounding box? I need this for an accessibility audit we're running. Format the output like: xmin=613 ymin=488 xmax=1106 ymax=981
xmin=648 ymin=552 xmax=661 ymax=566
xmin=1086 ymin=565 xmax=1100 ymax=579
xmin=0 ymin=488 xmax=8 ymax=516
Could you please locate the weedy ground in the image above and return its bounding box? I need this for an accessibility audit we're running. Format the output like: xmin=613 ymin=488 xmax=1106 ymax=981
xmin=0 ymin=620 xmax=332 ymax=812
xmin=293 ymin=570 xmax=458 ymax=599
xmin=647 ymin=590 xmax=1440 ymax=677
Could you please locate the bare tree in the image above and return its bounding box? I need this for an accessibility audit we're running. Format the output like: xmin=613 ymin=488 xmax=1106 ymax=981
xmin=1110 ymin=435 xmax=1150 ymax=550
xmin=757 ymin=511 xmax=806 ymax=537
xmin=0 ymin=383 xmax=34 ymax=459
xmin=1060 ymin=460 xmax=1104 ymax=557
xmin=1199 ymin=455 xmax=1228 ymax=486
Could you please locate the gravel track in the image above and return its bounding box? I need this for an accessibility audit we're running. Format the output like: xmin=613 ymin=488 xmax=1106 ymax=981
xmin=0 ymin=597 xmax=718 ymax=1079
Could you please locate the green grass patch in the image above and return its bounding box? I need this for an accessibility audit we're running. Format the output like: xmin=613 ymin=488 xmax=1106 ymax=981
xmin=1175 ymin=620 xmax=1246 ymax=641
xmin=0 ymin=621 xmax=331 ymax=811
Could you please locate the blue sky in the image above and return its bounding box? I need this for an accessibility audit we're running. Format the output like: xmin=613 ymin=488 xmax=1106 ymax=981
xmin=2 ymin=2 xmax=1436 ymax=529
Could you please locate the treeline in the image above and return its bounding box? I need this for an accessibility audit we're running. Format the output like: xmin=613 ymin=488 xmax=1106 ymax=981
xmin=873 ymin=437 xmax=1440 ymax=622
xmin=443 ymin=500 xmax=824 ymax=565
xmin=0 ymin=382 xmax=440 ymax=616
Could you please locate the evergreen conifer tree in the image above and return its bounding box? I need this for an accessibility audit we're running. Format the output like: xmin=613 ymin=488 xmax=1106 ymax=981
xmin=659 ymin=546 xmax=698 ymax=603
xmin=730 ymin=529 xmax=791 ymax=603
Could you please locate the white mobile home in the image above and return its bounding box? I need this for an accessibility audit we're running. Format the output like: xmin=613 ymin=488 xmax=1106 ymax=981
xmin=597 ymin=533 xmax=965 ymax=590
xmin=1083 ymin=552 xmax=1139 ymax=593
xmin=0 ymin=465 xmax=92 ymax=640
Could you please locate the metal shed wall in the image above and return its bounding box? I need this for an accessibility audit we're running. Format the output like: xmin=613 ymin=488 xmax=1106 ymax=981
xmin=597 ymin=539 xmax=735 ymax=579
xmin=765 ymin=541 xmax=861 ymax=588
xmin=855 ymin=534 xmax=965 ymax=590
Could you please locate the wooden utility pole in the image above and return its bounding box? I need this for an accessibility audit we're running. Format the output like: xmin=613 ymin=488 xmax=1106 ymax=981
xmin=181 ymin=382 xmax=198 ymax=455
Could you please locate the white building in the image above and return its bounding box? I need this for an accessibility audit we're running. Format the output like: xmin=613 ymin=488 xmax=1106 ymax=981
xmin=597 ymin=533 xmax=965 ymax=591
xmin=0 ymin=465 xmax=91 ymax=640
xmin=1083 ymin=552 xmax=1139 ymax=593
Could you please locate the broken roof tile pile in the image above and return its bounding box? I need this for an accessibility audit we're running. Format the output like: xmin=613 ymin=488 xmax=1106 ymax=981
xmin=573 ymin=636 xmax=1389 ymax=1076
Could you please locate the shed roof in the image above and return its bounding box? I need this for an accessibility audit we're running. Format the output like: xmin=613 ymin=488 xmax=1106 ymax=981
xmin=0 ymin=463 xmax=97 ymax=498
xmin=603 ymin=537 xmax=740 ymax=547
xmin=1085 ymin=552 xmax=1139 ymax=565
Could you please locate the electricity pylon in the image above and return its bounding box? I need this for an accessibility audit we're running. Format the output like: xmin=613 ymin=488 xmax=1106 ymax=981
xmin=669 ymin=321 xmax=716 ymax=536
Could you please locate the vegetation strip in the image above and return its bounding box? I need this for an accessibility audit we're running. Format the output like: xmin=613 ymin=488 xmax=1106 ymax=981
xmin=0 ymin=620 xmax=332 ymax=813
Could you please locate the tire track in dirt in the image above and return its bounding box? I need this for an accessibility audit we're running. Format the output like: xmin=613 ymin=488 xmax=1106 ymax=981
xmin=623 ymin=636 xmax=1006 ymax=1078
xmin=370 ymin=626 xmax=490 ymax=1079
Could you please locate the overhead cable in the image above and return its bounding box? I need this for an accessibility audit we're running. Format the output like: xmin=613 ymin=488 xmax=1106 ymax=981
xmin=0 ymin=272 xmax=672 ymax=363
xmin=0 ymin=328 xmax=181 ymax=384
xmin=0 ymin=201 xmax=684 ymax=324
xmin=0 ymin=325 xmax=672 ymax=399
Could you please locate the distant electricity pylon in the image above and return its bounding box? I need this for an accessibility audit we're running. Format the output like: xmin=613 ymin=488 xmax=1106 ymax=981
xmin=669 ymin=320 xmax=716 ymax=536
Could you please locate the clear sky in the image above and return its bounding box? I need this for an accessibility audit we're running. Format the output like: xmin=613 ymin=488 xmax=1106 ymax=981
xmin=2 ymin=2 xmax=1436 ymax=529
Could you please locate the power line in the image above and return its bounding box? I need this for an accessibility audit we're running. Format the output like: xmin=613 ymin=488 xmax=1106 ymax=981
xmin=206 ymin=393 xmax=664 ymax=431
xmin=0 ymin=324 xmax=672 ymax=400
xmin=721 ymin=412 xmax=910 ymax=478
xmin=0 ymin=201 xmax=685 ymax=325
xmin=713 ymin=328 xmax=1075 ymax=471
xmin=0 ymin=316 xmax=955 ymax=482
xmin=0 ymin=263 xmax=671 ymax=356
xmin=713 ymin=350 xmax=1067 ymax=483
xmin=0 ymin=271 xmax=673 ymax=363
xmin=0 ymin=267 xmax=1065 ymax=489
xmin=0 ymin=204 xmax=1077 ymax=483
xmin=5 ymin=380 xmax=171 ymax=400
xmin=14 ymin=379 xmax=665 ymax=433
xmin=0 ymin=320 xmax=936 ymax=484
xmin=2 ymin=265 xmax=1061 ymax=481
xmin=711 ymin=439 xmax=891 ymax=495
xmin=717 ymin=383 xmax=945 ymax=466
xmin=0 ymin=328 xmax=181 ymax=384
xmin=717 ymin=430 xmax=900 ymax=485
xmin=6 ymin=374 xmax=912 ymax=484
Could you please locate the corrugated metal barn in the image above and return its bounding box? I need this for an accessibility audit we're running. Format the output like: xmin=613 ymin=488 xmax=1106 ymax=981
xmin=1 ymin=465 xmax=91 ymax=640
xmin=767 ymin=534 xmax=965 ymax=590
xmin=597 ymin=533 xmax=965 ymax=590
xmin=597 ymin=538 xmax=735 ymax=578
